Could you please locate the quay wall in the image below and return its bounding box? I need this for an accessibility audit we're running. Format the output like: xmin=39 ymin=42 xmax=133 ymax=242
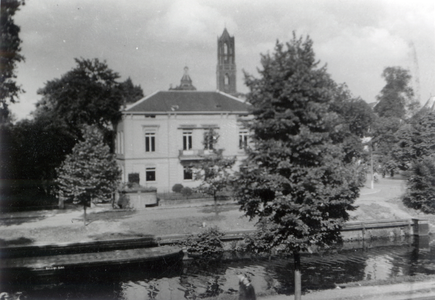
xmin=0 ymin=219 xmax=429 ymax=260
xmin=159 ymin=218 xmax=430 ymax=251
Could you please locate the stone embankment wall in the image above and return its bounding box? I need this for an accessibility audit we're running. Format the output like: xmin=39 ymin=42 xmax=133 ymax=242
xmin=341 ymin=218 xmax=429 ymax=241
xmin=158 ymin=219 xmax=430 ymax=252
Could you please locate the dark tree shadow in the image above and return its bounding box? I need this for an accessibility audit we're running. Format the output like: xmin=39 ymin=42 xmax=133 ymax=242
xmin=87 ymin=209 xmax=137 ymax=221
xmin=0 ymin=237 xmax=35 ymax=247
xmin=199 ymin=205 xmax=236 ymax=214
xmin=0 ymin=215 xmax=47 ymax=226
xmin=70 ymin=209 xmax=137 ymax=226
xmin=89 ymin=231 xmax=155 ymax=241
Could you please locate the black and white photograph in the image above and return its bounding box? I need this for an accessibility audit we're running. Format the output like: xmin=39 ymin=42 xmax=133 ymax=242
xmin=1 ymin=0 xmax=435 ymax=299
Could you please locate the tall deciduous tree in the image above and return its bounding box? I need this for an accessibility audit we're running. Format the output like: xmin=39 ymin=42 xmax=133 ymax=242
xmin=389 ymin=112 xmax=435 ymax=171
xmin=393 ymin=111 xmax=435 ymax=214
xmin=374 ymin=67 xmax=416 ymax=119
xmin=120 ymin=77 xmax=144 ymax=105
xmin=3 ymin=118 xmax=76 ymax=208
xmin=403 ymin=155 xmax=435 ymax=213
xmin=235 ymin=35 xmax=360 ymax=299
xmin=0 ymin=0 xmax=25 ymax=123
xmin=194 ymin=129 xmax=236 ymax=209
xmin=35 ymin=58 xmax=124 ymax=144
xmin=370 ymin=116 xmax=402 ymax=173
xmin=56 ymin=125 xmax=121 ymax=224
xmin=329 ymin=84 xmax=375 ymax=163
xmin=330 ymin=89 xmax=374 ymax=138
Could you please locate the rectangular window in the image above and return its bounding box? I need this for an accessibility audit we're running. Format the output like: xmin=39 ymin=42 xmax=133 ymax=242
xmin=145 ymin=132 xmax=155 ymax=152
xmin=146 ymin=168 xmax=156 ymax=182
xmin=117 ymin=132 xmax=120 ymax=153
xmin=204 ymin=133 xmax=213 ymax=150
xmin=239 ymin=130 xmax=248 ymax=150
xmin=117 ymin=131 xmax=124 ymax=154
xmin=183 ymin=166 xmax=193 ymax=180
xmin=183 ymin=131 xmax=192 ymax=150
xmin=120 ymin=131 xmax=124 ymax=154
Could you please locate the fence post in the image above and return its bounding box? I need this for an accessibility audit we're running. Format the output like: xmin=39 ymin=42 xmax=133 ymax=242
xmin=412 ymin=219 xmax=429 ymax=236
xmin=361 ymin=222 xmax=365 ymax=240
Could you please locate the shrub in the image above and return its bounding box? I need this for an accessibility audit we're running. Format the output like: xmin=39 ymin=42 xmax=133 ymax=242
xmin=116 ymin=193 xmax=131 ymax=209
xmin=403 ymin=156 xmax=435 ymax=213
xmin=181 ymin=187 xmax=193 ymax=199
xmin=172 ymin=183 xmax=184 ymax=193
xmin=181 ymin=226 xmax=224 ymax=257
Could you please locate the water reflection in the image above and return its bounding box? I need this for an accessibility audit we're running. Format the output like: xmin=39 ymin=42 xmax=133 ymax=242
xmin=1 ymin=236 xmax=433 ymax=299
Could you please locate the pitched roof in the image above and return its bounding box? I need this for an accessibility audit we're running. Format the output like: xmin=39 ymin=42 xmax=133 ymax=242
xmin=220 ymin=28 xmax=231 ymax=39
xmin=126 ymin=91 xmax=250 ymax=113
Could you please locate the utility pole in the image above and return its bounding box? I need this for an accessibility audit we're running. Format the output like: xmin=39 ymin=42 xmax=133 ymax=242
xmin=370 ymin=146 xmax=374 ymax=189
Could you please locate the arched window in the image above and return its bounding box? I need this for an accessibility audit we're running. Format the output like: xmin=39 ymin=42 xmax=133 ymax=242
xmin=224 ymin=43 xmax=228 ymax=62
xmin=225 ymin=73 xmax=230 ymax=85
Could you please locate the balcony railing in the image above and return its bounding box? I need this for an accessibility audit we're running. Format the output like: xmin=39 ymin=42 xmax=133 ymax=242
xmin=178 ymin=149 xmax=223 ymax=161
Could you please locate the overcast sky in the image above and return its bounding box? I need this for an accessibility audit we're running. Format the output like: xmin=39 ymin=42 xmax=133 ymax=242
xmin=11 ymin=0 xmax=435 ymax=120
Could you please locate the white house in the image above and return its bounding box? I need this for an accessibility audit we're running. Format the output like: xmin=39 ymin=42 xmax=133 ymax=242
xmin=115 ymin=29 xmax=251 ymax=192
xmin=115 ymin=88 xmax=250 ymax=192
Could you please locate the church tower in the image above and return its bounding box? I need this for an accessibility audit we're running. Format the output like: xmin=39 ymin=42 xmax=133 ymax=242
xmin=216 ymin=28 xmax=237 ymax=95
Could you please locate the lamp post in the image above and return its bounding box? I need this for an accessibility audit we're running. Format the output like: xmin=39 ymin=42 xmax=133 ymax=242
xmin=370 ymin=146 xmax=374 ymax=189
xmin=362 ymin=137 xmax=374 ymax=189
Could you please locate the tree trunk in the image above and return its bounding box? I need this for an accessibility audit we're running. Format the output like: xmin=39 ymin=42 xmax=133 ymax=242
xmin=83 ymin=202 xmax=87 ymax=226
xmin=213 ymin=192 xmax=218 ymax=216
xmin=294 ymin=251 xmax=301 ymax=300
xmin=58 ymin=196 xmax=65 ymax=209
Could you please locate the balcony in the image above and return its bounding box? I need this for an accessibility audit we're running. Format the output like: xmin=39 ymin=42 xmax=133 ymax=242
xmin=178 ymin=149 xmax=223 ymax=161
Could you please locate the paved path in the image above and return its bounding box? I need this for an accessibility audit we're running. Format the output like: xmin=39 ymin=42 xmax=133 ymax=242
xmin=350 ymin=176 xmax=416 ymax=221
xmin=261 ymin=280 xmax=435 ymax=300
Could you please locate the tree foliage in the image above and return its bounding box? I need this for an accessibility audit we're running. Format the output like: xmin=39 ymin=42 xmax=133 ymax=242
xmin=1 ymin=58 xmax=141 ymax=209
xmin=0 ymin=0 xmax=25 ymax=123
xmin=35 ymin=58 xmax=124 ymax=136
xmin=235 ymin=35 xmax=360 ymax=254
xmin=390 ymin=112 xmax=435 ymax=169
xmin=56 ymin=125 xmax=121 ymax=211
xmin=0 ymin=118 xmax=76 ymax=210
xmin=10 ymin=118 xmax=76 ymax=190
xmin=329 ymin=84 xmax=375 ymax=163
xmin=403 ymin=155 xmax=435 ymax=213
xmin=194 ymin=154 xmax=236 ymax=204
xmin=180 ymin=226 xmax=225 ymax=258
xmin=194 ymin=129 xmax=236 ymax=204
xmin=393 ymin=112 xmax=435 ymax=214
xmin=330 ymin=90 xmax=374 ymax=138
xmin=369 ymin=116 xmax=402 ymax=174
xmin=374 ymin=67 xmax=415 ymax=119
xmin=120 ymin=77 xmax=144 ymax=104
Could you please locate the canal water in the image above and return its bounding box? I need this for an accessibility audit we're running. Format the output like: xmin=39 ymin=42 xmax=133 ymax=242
xmin=1 ymin=236 xmax=434 ymax=299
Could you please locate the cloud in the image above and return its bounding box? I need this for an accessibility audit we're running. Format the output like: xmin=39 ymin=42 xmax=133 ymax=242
xmin=146 ymin=0 xmax=235 ymax=46
xmin=9 ymin=0 xmax=435 ymax=120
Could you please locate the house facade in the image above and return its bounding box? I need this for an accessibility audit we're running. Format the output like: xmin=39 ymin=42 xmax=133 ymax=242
xmin=116 ymin=89 xmax=250 ymax=192
xmin=116 ymin=29 xmax=249 ymax=192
